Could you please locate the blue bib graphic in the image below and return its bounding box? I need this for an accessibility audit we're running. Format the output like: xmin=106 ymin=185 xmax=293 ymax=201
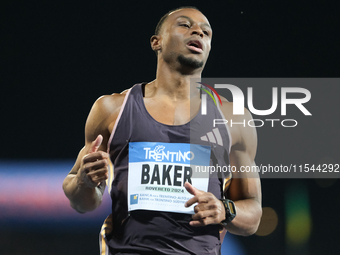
xmin=128 ymin=142 xmax=211 ymax=214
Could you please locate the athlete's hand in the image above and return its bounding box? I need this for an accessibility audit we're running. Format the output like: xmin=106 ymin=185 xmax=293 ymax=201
xmin=184 ymin=182 xmax=225 ymax=227
xmin=76 ymin=135 xmax=109 ymax=188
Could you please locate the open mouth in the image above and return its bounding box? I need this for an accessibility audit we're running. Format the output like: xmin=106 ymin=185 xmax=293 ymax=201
xmin=186 ymin=40 xmax=203 ymax=53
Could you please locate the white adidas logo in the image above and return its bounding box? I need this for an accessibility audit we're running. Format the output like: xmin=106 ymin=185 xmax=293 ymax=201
xmin=200 ymin=128 xmax=223 ymax=146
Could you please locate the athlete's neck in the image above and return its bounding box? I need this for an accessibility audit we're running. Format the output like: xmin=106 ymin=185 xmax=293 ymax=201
xmin=148 ymin=60 xmax=202 ymax=101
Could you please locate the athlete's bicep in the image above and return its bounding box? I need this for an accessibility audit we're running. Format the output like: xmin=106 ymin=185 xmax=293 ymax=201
xmin=84 ymin=96 xmax=114 ymax=150
xmin=227 ymin=149 xmax=261 ymax=202
xmin=225 ymin=108 xmax=261 ymax=202
xmin=67 ymin=94 xmax=122 ymax=176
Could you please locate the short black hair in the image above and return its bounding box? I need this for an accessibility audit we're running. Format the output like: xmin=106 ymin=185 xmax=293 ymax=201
xmin=154 ymin=6 xmax=200 ymax=36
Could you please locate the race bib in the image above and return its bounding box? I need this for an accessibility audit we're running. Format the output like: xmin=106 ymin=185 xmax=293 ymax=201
xmin=128 ymin=142 xmax=211 ymax=214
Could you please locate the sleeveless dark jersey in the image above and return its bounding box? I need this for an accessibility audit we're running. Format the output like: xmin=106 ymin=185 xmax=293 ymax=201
xmin=100 ymin=83 xmax=232 ymax=255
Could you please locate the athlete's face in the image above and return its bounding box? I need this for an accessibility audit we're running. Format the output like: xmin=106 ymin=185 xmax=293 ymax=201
xmin=155 ymin=9 xmax=212 ymax=70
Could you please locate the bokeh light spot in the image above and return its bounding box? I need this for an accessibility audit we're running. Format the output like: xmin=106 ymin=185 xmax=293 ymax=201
xmin=255 ymin=207 xmax=278 ymax=236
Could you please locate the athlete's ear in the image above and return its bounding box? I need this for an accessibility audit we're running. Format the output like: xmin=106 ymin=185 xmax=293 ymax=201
xmin=150 ymin=35 xmax=162 ymax=53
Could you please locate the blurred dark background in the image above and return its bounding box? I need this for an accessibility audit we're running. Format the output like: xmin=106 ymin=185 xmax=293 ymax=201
xmin=1 ymin=0 xmax=339 ymax=254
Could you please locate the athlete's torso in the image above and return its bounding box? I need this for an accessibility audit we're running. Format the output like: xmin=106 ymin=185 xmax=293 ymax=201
xmin=101 ymin=83 xmax=232 ymax=255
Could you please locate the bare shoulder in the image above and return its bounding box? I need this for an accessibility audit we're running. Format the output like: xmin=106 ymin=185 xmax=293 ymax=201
xmin=220 ymin=102 xmax=257 ymax=154
xmin=85 ymin=89 xmax=130 ymax=145
xmin=92 ymin=90 xmax=128 ymax=115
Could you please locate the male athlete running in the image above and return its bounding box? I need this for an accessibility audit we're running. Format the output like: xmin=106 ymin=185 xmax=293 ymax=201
xmin=63 ymin=7 xmax=262 ymax=255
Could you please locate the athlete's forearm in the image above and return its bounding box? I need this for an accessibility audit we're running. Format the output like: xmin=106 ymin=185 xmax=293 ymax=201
xmin=225 ymin=198 xmax=262 ymax=236
xmin=63 ymin=174 xmax=105 ymax=213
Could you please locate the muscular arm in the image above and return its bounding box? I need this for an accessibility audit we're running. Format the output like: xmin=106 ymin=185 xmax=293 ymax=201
xmin=224 ymin=107 xmax=262 ymax=236
xmin=62 ymin=94 xmax=124 ymax=213
xmin=184 ymin=104 xmax=261 ymax=236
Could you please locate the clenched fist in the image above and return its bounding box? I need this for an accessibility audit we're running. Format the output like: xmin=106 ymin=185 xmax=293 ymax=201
xmin=76 ymin=135 xmax=109 ymax=188
xmin=184 ymin=182 xmax=225 ymax=227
